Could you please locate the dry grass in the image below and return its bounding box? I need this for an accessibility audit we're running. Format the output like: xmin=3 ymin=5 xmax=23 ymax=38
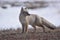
xmin=0 ymin=28 xmax=60 ymax=40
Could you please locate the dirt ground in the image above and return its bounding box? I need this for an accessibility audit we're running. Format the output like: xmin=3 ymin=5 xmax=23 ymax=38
xmin=0 ymin=28 xmax=60 ymax=40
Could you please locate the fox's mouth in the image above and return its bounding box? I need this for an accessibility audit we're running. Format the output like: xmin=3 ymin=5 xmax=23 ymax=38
xmin=28 ymin=14 xmax=30 ymax=16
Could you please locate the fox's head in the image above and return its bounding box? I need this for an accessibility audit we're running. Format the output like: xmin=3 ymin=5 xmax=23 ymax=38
xmin=20 ymin=7 xmax=30 ymax=16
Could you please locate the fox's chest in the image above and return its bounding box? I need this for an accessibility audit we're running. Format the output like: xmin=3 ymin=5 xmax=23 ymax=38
xmin=19 ymin=16 xmax=26 ymax=24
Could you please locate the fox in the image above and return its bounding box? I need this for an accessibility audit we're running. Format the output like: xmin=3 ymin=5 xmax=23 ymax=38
xmin=19 ymin=7 xmax=56 ymax=33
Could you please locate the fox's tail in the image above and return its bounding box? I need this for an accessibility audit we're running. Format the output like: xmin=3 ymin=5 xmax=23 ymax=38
xmin=42 ymin=17 xmax=56 ymax=30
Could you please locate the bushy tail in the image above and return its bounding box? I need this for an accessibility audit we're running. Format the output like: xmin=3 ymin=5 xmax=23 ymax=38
xmin=42 ymin=18 xmax=56 ymax=30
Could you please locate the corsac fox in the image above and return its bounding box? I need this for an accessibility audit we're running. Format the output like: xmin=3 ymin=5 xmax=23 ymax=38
xmin=19 ymin=7 xmax=56 ymax=33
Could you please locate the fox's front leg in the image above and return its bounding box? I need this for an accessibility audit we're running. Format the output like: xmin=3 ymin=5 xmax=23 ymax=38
xmin=24 ymin=23 xmax=28 ymax=33
xmin=22 ymin=23 xmax=28 ymax=33
xmin=22 ymin=24 xmax=25 ymax=33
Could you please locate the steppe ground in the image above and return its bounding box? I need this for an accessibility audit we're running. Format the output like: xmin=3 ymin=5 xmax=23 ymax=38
xmin=0 ymin=27 xmax=60 ymax=40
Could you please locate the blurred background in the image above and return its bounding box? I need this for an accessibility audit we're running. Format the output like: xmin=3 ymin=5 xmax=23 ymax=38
xmin=0 ymin=0 xmax=60 ymax=30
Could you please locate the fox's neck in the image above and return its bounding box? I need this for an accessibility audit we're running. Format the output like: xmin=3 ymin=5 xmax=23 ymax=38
xmin=20 ymin=13 xmax=26 ymax=17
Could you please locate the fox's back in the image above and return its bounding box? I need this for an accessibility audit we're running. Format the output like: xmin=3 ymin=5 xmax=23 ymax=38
xmin=26 ymin=14 xmax=42 ymax=25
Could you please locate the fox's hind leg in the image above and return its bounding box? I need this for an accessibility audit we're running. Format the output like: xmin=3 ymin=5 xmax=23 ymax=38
xmin=38 ymin=24 xmax=45 ymax=32
xmin=41 ymin=25 xmax=45 ymax=32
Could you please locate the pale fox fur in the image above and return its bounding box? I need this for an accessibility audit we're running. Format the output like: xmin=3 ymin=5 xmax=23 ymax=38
xmin=19 ymin=7 xmax=56 ymax=33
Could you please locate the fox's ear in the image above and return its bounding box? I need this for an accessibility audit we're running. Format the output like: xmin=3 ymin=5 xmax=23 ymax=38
xmin=20 ymin=7 xmax=24 ymax=14
xmin=21 ymin=7 xmax=23 ymax=11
